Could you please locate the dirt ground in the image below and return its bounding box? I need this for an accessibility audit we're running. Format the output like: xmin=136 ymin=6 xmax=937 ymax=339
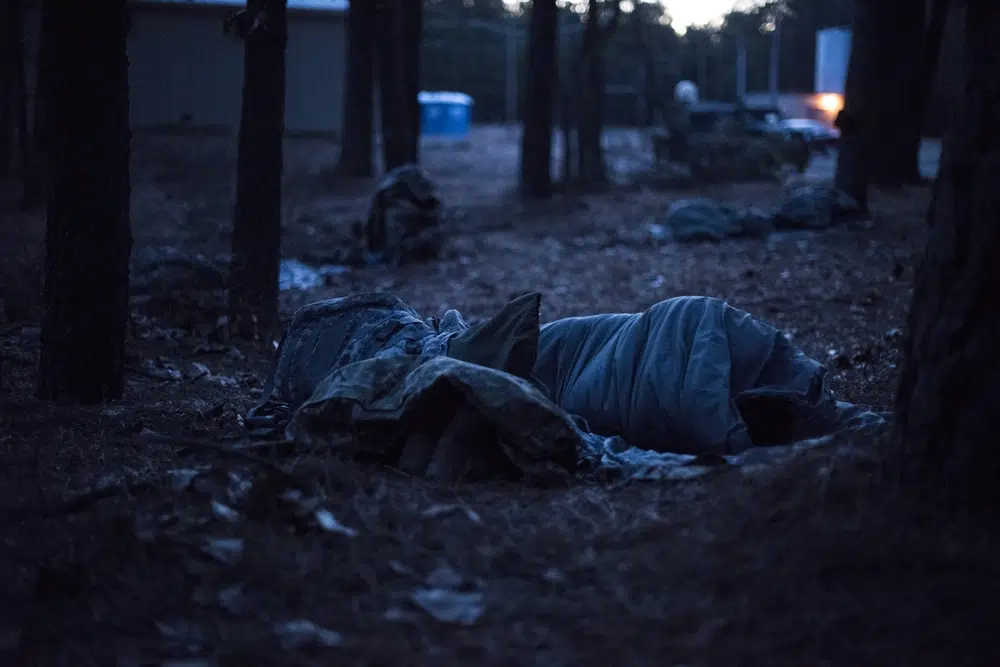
xmin=2 ymin=127 xmax=998 ymax=666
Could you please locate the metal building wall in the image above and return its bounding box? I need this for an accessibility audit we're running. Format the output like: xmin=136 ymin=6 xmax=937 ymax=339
xmin=128 ymin=4 xmax=345 ymax=137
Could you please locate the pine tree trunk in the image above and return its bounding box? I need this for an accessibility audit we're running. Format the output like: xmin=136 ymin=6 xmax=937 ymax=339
xmin=868 ymin=0 xmax=925 ymax=188
xmin=895 ymin=0 xmax=1000 ymax=515
xmin=899 ymin=0 xmax=951 ymax=185
xmin=558 ymin=78 xmax=576 ymax=187
xmin=399 ymin=0 xmax=422 ymax=166
xmin=229 ymin=0 xmax=287 ymax=340
xmin=10 ymin=0 xmax=34 ymax=206
xmin=575 ymin=0 xmax=619 ymax=189
xmin=576 ymin=51 xmax=605 ymax=187
xmin=37 ymin=0 xmax=131 ymax=403
xmin=576 ymin=7 xmax=603 ymax=188
xmin=336 ymin=0 xmax=375 ymax=178
xmin=33 ymin=0 xmax=56 ymax=161
xmin=376 ymin=0 xmax=408 ymax=171
xmin=0 ymin=1 xmax=10 ymax=182
xmin=834 ymin=0 xmax=872 ymax=212
xmin=519 ymin=0 xmax=558 ymax=199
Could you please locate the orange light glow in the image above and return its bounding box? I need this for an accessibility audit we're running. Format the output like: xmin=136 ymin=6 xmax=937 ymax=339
xmin=816 ymin=93 xmax=844 ymax=113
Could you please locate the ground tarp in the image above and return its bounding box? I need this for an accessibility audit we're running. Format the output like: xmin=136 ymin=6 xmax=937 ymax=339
xmin=246 ymin=293 xmax=886 ymax=483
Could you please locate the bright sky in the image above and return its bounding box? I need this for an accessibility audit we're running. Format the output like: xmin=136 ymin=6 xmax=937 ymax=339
xmin=506 ymin=0 xmax=753 ymax=34
xmin=663 ymin=0 xmax=744 ymax=32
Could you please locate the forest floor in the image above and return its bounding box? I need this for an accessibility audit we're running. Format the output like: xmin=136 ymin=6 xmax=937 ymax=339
xmin=2 ymin=127 xmax=998 ymax=666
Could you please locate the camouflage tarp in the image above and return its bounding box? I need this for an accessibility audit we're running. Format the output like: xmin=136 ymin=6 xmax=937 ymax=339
xmin=246 ymin=293 xmax=887 ymax=483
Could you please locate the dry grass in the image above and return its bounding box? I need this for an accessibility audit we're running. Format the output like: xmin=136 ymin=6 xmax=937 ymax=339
xmin=2 ymin=128 xmax=996 ymax=666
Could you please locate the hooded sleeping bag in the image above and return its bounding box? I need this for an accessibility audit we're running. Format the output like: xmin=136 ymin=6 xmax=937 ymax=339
xmin=531 ymin=296 xmax=852 ymax=455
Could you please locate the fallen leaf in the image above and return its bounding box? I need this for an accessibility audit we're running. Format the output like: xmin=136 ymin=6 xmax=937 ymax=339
xmin=313 ymin=509 xmax=358 ymax=537
xmin=425 ymin=564 xmax=464 ymax=589
xmin=211 ymin=501 xmax=240 ymax=522
xmin=141 ymin=358 xmax=183 ymax=381
xmin=167 ymin=469 xmax=203 ymax=491
xmin=274 ymin=619 xmax=343 ymax=650
xmin=202 ymin=538 xmax=244 ymax=565
xmin=409 ymin=588 xmax=485 ymax=626
xmin=217 ymin=583 xmax=252 ymax=615
xmin=186 ymin=362 xmax=211 ymax=379
xmin=383 ymin=605 xmax=415 ymax=622
xmin=421 ymin=503 xmax=483 ymax=524
xmin=155 ymin=619 xmax=204 ymax=651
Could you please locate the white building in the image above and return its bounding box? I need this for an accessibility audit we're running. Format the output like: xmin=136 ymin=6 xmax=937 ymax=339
xmin=25 ymin=0 xmax=348 ymax=137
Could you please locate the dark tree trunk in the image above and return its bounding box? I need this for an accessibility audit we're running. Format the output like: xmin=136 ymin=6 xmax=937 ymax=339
xmin=899 ymin=0 xmax=951 ymax=184
xmin=834 ymin=0 xmax=873 ymax=212
xmin=375 ymin=0 xmax=416 ymax=171
xmin=575 ymin=0 xmax=621 ymax=189
xmin=867 ymin=0 xmax=925 ymax=187
xmin=10 ymin=0 xmax=34 ymax=206
xmin=400 ymin=0 xmax=422 ymax=166
xmin=519 ymin=0 xmax=558 ymax=199
xmin=894 ymin=0 xmax=1000 ymax=515
xmin=33 ymin=0 xmax=56 ymax=161
xmin=336 ymin=0 xmax=375 ymax=178
xmin=0 ymin=0 xmax=10 ymax=182
xmin=576 ymin=4 xmax=603 ymax=187
xmin=558 ymin=77 xmax=576 ymax=186
xmin=37 ymin=0 xmax=131 ymax=403
xmin=637 ymin=22 xmax=659 ymax=128
xmin=229 ymin=0 xmax=287 ymax=340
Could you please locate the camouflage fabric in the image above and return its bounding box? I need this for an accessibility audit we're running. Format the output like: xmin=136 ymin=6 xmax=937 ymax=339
xmin=245 ymin=292 xmax=587 ymax=483
xmin=364 ymin=164 xmax=444 ymax=265
xmin=245 ymin=293 xmax=457 ymax=431
xmin=287 ymin=355 xmax=583 ymax=483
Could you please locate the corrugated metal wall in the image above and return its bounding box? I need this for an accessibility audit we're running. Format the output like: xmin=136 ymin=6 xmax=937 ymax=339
xmin=19 ymin=4 xmax=343 ymax=137
xmin=284 ymin=16 xmax=345 ymax=136
xmin=128 ymin=8 xmax=244 ymax=131
xmin=128 ymin=6 xmax=345 ymax=136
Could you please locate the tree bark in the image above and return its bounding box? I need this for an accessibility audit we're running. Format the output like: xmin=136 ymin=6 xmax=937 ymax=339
xmin=399 ymin=0 xmax=422 ymax=165
xmin=519 ymin=0 xmax=558 ymax=199
xmin=37 ymin=0 xmax=131 ymax=403
xmin=576 ymin=0 xmax=621 ymax=189
xmin=834 ymin=0 xmax=873 ymax=212
xmin=33 ymin=0 xmax=56 ymax=161
xmin=636 ymin=19 xmax=660 ymax=128
xmin=894 ymin=0 xmax=1000 ymax=515
xmin=229 ymin=0 xmax=287 ymax=340
xmin=336 ymin=0 xmax=375 ymax=178
xmin=0 ymin=0 xmax=10 ymax=182
xmin=899 ymin=0 xmax=951 ymax=185
xmin=10 ymin=0 xmax=34 ymax=206
xmin=867 ymin=0 xmax=925 ymax=187
xmin=558 ymin=76 xmax=576 ymax=186
xmin=375 ymin=0 xmax=411 ymax=171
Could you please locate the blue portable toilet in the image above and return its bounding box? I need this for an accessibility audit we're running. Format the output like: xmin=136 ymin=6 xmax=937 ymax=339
xmin=419 ymin=91 xmax=473 ymax=138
